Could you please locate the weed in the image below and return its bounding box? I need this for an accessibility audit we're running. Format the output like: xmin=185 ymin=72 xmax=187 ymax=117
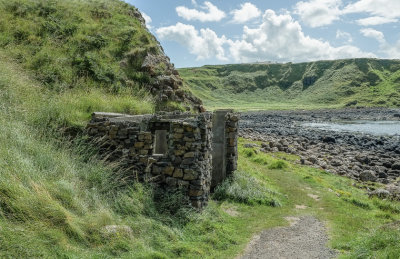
xmin=342 ymin=197 xmax=372 ymax=210
xmin=268 ymin=160 xmax=288 ymax=169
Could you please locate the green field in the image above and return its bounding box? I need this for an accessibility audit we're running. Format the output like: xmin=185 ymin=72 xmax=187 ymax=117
xmin=179 ymin=59 xmax=400 ymax=111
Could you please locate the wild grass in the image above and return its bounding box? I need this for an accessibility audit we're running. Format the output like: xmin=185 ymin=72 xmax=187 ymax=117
xmin=0 ymin=51 xmax=154 ymax=131
xmin=213 ymin=171 xmax=282 ymax=206
xmin=0 ymin=0 xmax=160 ymax=93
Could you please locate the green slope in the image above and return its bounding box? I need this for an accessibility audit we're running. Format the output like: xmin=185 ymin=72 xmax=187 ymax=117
xmin=179 ymin=59 xmax=400 ymax=110
xmin=0 ymin=0 xmax=158 ymax=92
xmin=0 ymin=0 xmax=200 ymax=115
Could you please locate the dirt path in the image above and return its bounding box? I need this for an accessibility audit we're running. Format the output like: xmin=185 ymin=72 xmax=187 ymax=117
xmin=239 ymin=216 xmax=337 ymax=259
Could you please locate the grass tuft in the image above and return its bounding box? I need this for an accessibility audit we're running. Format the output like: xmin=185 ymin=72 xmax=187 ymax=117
xmin=213 ymin=171 xmax=282 ymax=206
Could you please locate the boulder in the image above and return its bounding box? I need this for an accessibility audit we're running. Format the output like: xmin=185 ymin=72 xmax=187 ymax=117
xmin=392 ymin=163 xmax=400 ymax=170
xmin=322 ymin=136 xmax=336 ymax=143
xmin=368 ymin=189 xmax=390 ymax=198
xmin=359 ymin=170 xmax=377 ymax=182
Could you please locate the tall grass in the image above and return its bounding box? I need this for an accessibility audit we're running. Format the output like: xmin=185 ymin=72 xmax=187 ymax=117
xmin=0 ymin=0 xmax=160 ymax=94
xmin=214 ymin=171 xmax=282 ymax=206
xmin=0 ymin=51 xmax=154 ymax=131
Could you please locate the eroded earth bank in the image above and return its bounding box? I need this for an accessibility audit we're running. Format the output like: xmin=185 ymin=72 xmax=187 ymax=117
xmin=240 ymin=108 xmax=400 ymax=198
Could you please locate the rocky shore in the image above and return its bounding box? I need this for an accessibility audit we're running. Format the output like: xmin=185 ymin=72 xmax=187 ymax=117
xmin=239 ymin=108 xmax=400 ymax=198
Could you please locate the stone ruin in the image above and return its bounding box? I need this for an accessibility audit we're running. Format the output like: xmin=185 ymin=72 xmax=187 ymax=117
xmin=86 ymin=110 xmax=239 ymax=209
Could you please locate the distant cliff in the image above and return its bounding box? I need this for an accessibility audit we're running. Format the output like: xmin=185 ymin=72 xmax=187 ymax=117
xmin=179 ymin=59 xmax=400 ymax=110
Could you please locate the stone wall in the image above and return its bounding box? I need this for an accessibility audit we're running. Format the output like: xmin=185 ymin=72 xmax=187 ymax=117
xmin=86 ymin=110 xmax=238 ymax=209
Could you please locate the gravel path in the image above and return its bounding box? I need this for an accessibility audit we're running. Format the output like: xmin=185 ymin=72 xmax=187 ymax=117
xmin=239 ymin=216 xmax=337 ymax=259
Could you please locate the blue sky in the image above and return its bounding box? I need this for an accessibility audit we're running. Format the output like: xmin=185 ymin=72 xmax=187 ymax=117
xmin=127 ymin=0 xmax=400 ymax=68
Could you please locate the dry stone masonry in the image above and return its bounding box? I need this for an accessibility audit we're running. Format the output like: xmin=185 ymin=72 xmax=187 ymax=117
xmin=86 ymin=110 xmax=239 ymax=209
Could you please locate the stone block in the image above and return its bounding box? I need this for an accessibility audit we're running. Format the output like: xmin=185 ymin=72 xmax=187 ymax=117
xmin=177 ymin=180 xmax=189 ymax=188
xmin=143 ymin=144 xmax=152 ymax=150
xmin=173 ymin=168 xmax=183 ymax=178
xmin=134 ymin=142 xmax=144 ymax=148
xmin=174 ymin=128 xmax=184 ymax=133
xmin=144 ymin=133 xmax=152 ymax=140
xmin=184 ymin=137 xmax=195 ymax=142
xmin=173 ymin=133 xmax=183 ymax=139
xmin=189 ymin=189 xmax=204 ymax=196
xmin=174 ymin=150 xmax=185 ymax=156
xmin=139 ymin=149 xmax=148 ymax=155
xmin=184 ymin=152 xmax=195 ymax=158
xmin=163 ymin=166 xmax=174 ymax=176
xmin=185 ymin=126 xmax=193 ymax=132
xmin=182 ymin=158 xmax=195 ymax=165
xmin=183 ymin=169 xmax=198 ymax=180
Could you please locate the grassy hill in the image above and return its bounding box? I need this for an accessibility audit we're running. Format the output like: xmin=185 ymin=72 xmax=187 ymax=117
xmin=179 ymin=59 xmax=400 ymax=110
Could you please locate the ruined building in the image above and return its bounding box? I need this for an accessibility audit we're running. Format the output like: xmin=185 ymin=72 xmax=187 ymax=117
xmin=86 ymin=110 xmax=239 ymax=208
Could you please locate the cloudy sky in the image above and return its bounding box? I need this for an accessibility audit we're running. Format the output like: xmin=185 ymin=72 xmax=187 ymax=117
xmin=128 ymin=0 xmax=400 ymax=68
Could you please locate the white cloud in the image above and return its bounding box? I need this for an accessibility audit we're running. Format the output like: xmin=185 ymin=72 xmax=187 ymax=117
xmin=156 ymin=23 xmax=228 ymax=61
xmin=343 ymin=0 xmax=400 ymax=25
xmin=359 ymin=29 xmax=400 ymax=58
xmin=360 ymin=28 xmax=385 ymax=43
xmin=176 ymin=1 xmax=226 ymax=22
xmin=294 ymin=0 xmax=400 ymax=27
xmin=343 ymin=0 xmax=400 ymax=19
xmin=356 ymin=16 xmax=398 ymax=26
xmin=142 ymin=12 xmax=152 ymax=30
xmin=228 ymin=10 xmax=374 ymax=63
xmin=231 ymin=3 xmax=261 ymax=24
xmin=385 ymin=40 xmax=400 ymax=58
xmin=336 ymin=30 xmax=353 ymax=43
xmin=294 ymin=0 xmax=342 ymax=27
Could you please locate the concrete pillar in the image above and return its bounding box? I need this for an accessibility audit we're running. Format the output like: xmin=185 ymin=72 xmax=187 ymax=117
xmin=211 ymin=109 xmax=233 ymax=189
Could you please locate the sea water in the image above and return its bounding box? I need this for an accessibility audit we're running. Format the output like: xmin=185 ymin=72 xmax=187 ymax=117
xmin=303 ymin=120 xmax=400 ymax=136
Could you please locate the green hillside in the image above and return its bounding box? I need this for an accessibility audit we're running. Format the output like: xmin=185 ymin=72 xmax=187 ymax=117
xmin=0 ymin=0 xmax=201 ymax=119
xmin=179 ymin=59 xmax=400 ymax=110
